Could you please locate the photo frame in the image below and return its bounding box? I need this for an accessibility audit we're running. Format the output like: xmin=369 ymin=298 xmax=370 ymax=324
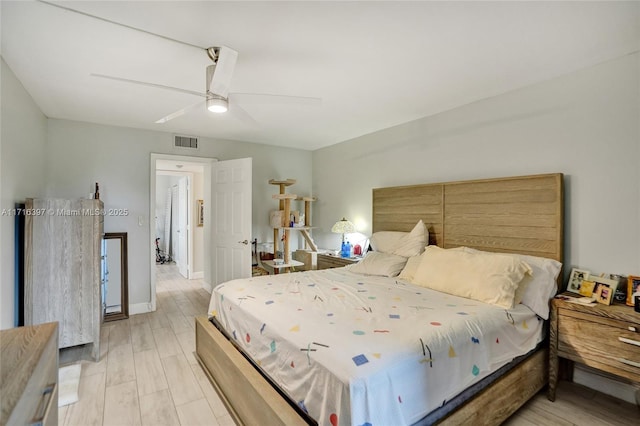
xmin=579 ymin=280 xmax=595 ymax=297
xmin=567 ymin=268 xmax=590 ymax=295
xmin=627 ymin=275 xmax=640 ymax=307
xmin=593 ymin=280 xmax=614 ymax=305
xmin=196 ymin=199 xmax=204 ymax=227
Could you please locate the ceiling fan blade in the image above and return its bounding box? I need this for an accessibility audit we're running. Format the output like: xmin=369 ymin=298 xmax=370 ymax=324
xmin=230 ymin=92 xmax=322 ymax=106
xmin=229 ymin=104 xmax=258 ymax=126
xmin=230 ymin=103 xmax=258 ymax=126
xmin=91 ymin=73 xmax=206 ymax=98
xmin=155 ymin=100 xmax=205 ymax=124
xmin=209 ymin=46 xmax=238 ymax=98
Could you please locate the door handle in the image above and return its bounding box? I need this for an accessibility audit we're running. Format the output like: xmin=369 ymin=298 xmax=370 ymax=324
xmin=238 ymin=239 xmax=249 ymax=245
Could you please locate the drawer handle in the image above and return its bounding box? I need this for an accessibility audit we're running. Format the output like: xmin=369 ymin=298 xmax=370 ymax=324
xmin=618 ymin=358 xmax=640 ymax=369
xmin=30 ymin=383 xmax=56 ymax=426
xmin=618 ymin=337 xmax=640 ymax=347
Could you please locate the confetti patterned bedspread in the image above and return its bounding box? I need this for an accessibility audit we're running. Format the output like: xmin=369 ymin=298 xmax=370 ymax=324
xmin=209 ymin=268 xmax=543 ymax=426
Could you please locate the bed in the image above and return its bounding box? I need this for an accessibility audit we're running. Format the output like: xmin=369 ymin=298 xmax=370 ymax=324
xmin=195 ymin=173 xmax=564 ymax=425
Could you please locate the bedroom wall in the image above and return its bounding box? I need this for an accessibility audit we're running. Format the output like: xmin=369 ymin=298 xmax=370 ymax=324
xmin=312 ymin=53 xmax=639 ymax=402
xmin=0 ymin=59 xmax=48 ymax=330
xmin=44 ymin=119 xmax=312 ymax=312
xmin=192 ymin=171 xmax=204 ymax=275
xmin=312 ymin=52 xmax=639 ymax=280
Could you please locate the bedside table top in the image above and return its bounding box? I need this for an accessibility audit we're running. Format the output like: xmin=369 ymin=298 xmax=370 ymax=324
xmin=553 ymin=292 xmax=640 ymax=324
xmin=317 ymin=253 xmax=362 ymax=261
xmin=316 ymin=252 xmax=363 ymax=269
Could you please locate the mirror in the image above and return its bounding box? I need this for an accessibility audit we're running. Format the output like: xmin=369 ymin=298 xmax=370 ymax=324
xmin=103 ymin=232 xmax=129 ymax=322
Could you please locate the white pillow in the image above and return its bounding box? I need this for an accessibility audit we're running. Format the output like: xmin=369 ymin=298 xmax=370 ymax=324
xmin=369 ymin=220 xmax=428 ymax=258
xmin=397 ymin=254 xmax=423 ymax=282
xmin=369 ymin=231 xmax=407 ymax=253
xmin=457 ymin=247 xmax=561 ymax=319
xmin=412 ymin=246 xmax=532 ymax=309
xmin=510 ymin=254 xmax=560 ymax=319
xmin=346 ymin=251 xmax=408 ymax=277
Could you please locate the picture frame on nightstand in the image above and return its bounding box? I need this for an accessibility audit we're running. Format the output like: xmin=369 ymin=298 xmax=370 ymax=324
xmin=589 ymin=275 xmax=618 ymax=305
xmin=593 ymin=282 xmax=614 ymax=305
xmin=567 ymin=268 xmax=590 ymax=294
xmin=627 ymin=275 xmax=640 ymax=307
xmin=579 ymin=280 xmax=595 ymax=297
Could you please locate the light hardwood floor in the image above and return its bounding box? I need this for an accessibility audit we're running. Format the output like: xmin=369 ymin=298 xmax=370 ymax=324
xmin=505 ymin=381 xmax=638 ymax=426
xmin=58 ymin=264 xmax=234 ymax=426
xmin=58 ymin=264 xmax=638 ymax=425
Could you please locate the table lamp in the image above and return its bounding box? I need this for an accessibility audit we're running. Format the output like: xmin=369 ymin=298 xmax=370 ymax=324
xmin=331 ymin=217 xmax=355 ymax=255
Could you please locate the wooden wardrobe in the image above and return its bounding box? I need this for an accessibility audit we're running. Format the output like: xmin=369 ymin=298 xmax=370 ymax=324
xmin=24 ymin=198 xmax=104 ymax=360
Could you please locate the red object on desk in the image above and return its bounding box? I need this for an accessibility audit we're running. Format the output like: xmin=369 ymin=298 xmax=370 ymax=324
xmin=353 ymin=244 xmax=362 ymax=256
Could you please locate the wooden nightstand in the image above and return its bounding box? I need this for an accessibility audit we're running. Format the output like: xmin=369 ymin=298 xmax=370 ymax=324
xmin=548 ymin=294 xmax=640 ymax=401
xmin=317 ymin=253 xmax=361 ymax=270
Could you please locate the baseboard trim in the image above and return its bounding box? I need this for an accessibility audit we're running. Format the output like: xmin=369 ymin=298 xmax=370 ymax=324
xmin=202 ymin=282 xmax=212 ymax=294
xmin=191 ymin=271 xmax=204 ymax=279
xmin=129 ymin=302 xmax=153 ymax=315
xmin=573 ymin=365 xmax=638 ymax=404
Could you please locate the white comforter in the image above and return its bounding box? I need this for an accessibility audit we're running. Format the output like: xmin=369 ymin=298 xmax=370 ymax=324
xmin=209 ymin=268 xmax=543 ymax=426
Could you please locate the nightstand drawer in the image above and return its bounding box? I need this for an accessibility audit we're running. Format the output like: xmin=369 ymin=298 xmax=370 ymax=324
xmin=557 ymin=308 xmax=640 ymax=381
xmin=317 ymin=254 xmax=360 ymax=270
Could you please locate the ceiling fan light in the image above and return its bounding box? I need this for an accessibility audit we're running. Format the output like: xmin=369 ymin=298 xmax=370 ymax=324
xmin=207 ymin=97 xmax=228 ymax=113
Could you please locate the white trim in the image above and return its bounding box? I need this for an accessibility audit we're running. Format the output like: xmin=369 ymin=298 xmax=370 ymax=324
xmin=574 ymin=365 xmax=638 ymax=404
xmin=202 ymin=281 xmax=213 ymax=294
xmin=191 ymin=271 xmax=204 ymax=279
xmin=129 ymin=302 xmax=153 ymax=315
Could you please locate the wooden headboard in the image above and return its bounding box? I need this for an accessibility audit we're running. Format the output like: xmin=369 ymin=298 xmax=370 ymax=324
xmin=372 ymin=173 xmax=564 ymax=262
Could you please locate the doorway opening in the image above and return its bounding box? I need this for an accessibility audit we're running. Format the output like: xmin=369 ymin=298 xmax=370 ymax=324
xmin=150 ymin=154 xmax=214 ymax=312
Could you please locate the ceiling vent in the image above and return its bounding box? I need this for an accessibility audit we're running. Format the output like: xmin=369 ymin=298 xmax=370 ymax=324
xmin=174 ymin=135 xmax=198 ymax=149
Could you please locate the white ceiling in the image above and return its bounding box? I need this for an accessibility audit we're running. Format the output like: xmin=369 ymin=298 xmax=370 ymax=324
xmin=2 ymin=1 xmax=638 ymax=151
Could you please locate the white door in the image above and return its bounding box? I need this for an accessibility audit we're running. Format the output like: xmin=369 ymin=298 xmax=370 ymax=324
xmin=177 ymin=176 xmax=189 ymax=278
xmin=212 ymin=158 xmax=252 ymax=285
xmin=163 ymin=188 xmax=172 ymax=253
xmin=171 ymin=185 xmax=179 ymax=261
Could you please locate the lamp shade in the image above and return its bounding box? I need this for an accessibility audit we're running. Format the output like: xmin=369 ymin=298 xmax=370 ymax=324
xmin=331 ymin=218 xmax=355 ymax=234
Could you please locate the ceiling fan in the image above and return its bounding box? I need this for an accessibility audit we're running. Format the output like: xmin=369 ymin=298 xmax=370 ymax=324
xmin=91 ymin=46 xmax=321 ymax=124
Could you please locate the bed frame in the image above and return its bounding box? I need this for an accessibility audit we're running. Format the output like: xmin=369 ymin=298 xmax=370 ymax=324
xmin=195 ymin=173 xmax=564 ymax=425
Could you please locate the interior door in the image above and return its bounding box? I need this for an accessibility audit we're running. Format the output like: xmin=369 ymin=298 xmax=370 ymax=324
xmin=171 ymin=185 xmax=179 ymax=262
xmin=211 ymin=157 xmax=252 ymax=285
xmin=163 ymin=188 xmax=172 ymax=253
xmin=177 ymin=176 xmax=189 ymax=278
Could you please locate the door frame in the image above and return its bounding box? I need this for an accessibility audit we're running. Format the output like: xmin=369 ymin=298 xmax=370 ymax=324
xmin=149 ymin=153 xmax=216 ymax=312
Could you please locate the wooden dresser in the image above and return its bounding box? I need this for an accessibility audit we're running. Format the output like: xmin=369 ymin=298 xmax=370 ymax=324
xmin=548 ymin=294 xmax=640 ymax=401
xmin=317 ymin=253 xmax=361 ymax=270
xmin=0 ymin=322 xmax=59 ymax=426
